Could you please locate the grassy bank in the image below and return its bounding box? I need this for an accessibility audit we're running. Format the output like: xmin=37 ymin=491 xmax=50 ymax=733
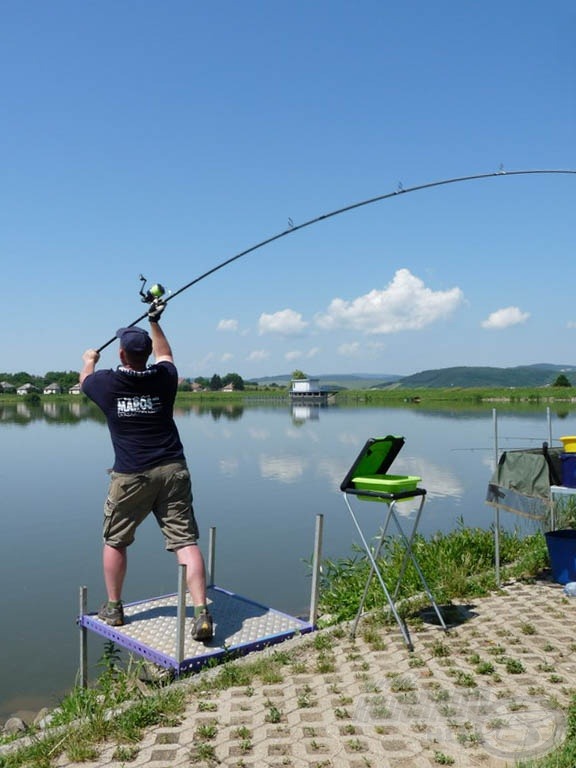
xmin=316 ymin=520 xmax=550 ymax=624
xmin=4 ymin=385 xmax=576 ymax=409
xmin=334 ymin=386 xmax=576 ymax=407
xmin=2 ymin=522 xmax=575 ymax=767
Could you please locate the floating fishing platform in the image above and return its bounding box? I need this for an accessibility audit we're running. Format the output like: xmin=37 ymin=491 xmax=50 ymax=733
xmin=77 ymin=520 xmax=323 ymax=685
xmin=79 ymin=584 xmax=314 ymax=676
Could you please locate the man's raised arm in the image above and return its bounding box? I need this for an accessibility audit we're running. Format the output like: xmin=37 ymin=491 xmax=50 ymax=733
xmin=148 ymin=300 xmax=174 ymax=364
xmin=80 ymin=349 xmax=100 ymax=386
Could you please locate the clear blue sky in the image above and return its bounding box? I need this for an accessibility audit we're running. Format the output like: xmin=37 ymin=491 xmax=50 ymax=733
xmin=2 ymin=1 xmax=575 ymax=379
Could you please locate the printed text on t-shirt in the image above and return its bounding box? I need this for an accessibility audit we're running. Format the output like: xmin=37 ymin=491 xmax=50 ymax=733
xmin=116 ymin=396 xmax=162 ymax=416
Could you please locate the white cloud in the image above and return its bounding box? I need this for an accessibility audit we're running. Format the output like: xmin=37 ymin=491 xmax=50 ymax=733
xmin=337 ymin=341 xmax=361 ymax=357
xmin=217 ymin=318 xmax=238 ymax=332
xmin=481 ymin=306 xmax=530 ymax=330
xmin=337 ymin=340 xmax=387 ymax=359
xmin=247 ymin=349 xmax=270 ymax=361
xmin=285 ymin=347 xmax=320 ymax=362
xmin=314 ymin=268 xmax=464 ymax=333
xmin=258 ymin=308 xmax=308 ymax=336
xmin=220 ymin=352 xmax=233 ymax=362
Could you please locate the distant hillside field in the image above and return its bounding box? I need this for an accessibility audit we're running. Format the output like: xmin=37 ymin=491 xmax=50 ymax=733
xmin=250 ymin=364 xmax=576 ymax=390
xmin=390 ymin=364 xmax=576 ymax=389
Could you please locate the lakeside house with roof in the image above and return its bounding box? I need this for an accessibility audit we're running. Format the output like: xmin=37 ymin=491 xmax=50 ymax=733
xmin=16 ymin=383 xmax=39 ymax=396
xmin=43 ymin=382 xmax=62 ymax=395
xmin=289 ymin=377 xmax=334 ymax=403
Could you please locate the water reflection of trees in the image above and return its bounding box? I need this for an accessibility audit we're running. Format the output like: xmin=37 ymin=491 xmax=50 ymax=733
xmin=175 ymin=404 xmax=245 ymax=420
xmin=0 ymin=399 xmax=247 ymax=425
xmin=395 ymin=406 xmax=576 ymax=422
xmin=0 ymin=399 xmax=105 ymax=425
xmin=1 ymin=397 xmax=570 ymax=428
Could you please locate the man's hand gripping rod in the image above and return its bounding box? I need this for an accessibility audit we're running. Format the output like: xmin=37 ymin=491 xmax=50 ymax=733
xmin=96 ymin=276 xmax=167 ymax=353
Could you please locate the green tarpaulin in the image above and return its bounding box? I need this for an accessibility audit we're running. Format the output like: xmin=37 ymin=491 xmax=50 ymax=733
xmin=486 ymin=446 xmax=562 ymax=521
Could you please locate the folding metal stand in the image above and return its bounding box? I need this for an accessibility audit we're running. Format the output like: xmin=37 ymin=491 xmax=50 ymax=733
xmin=341 ymin=436 xmax=447 ymax=650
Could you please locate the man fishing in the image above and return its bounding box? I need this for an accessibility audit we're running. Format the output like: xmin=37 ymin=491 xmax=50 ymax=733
xmin=79 ymin=300 xmax=213 ymax=643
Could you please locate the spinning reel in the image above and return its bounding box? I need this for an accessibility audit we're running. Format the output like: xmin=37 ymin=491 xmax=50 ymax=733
xmin=139 ymin=275 xmax=167 ymax=304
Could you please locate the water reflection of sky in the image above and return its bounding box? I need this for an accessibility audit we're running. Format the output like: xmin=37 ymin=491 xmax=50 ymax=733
xmin=259 ymin=453 xmax=306 ymax=483
xmin=395 ymin=456 xmax=465 ymax=500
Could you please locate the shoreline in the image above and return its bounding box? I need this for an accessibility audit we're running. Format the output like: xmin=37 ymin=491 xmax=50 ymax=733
xmin=3 ymin=578 xmax=575 ymax=767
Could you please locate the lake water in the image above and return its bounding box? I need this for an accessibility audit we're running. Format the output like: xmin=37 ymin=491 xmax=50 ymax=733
xmin=0 ymin=398 xmax=572 ymax=722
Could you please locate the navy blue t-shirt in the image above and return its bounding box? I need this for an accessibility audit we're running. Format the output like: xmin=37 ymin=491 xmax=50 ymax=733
xmin=81 ymin=361 xmax=185 ymax=473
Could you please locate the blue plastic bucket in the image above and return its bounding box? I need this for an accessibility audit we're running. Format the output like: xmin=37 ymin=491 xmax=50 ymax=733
xmin=545 ymin=529 xmax=576 ymax=584
xmin=561 ymin=453 xmax=576 ymax=488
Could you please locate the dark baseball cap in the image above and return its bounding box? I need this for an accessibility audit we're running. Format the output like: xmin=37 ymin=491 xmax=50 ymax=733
xmin=116 ymin=326 xmax=153 ymax=355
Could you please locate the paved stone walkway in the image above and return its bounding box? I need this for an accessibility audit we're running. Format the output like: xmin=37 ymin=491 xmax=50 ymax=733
xmin=44 ymin=579 xmax=576 ymax=766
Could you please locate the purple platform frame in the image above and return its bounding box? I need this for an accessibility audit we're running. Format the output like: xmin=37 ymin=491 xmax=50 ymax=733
xmin=79 ymin=583 xmax=314 ymax=676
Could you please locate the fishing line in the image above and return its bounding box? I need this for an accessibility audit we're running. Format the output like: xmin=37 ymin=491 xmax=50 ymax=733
xmin=96 ymin=168 xmax=576 ymax=352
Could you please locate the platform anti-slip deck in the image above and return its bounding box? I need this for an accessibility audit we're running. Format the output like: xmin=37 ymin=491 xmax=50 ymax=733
xmin=79 ymin=584 xmax=314 ymax=675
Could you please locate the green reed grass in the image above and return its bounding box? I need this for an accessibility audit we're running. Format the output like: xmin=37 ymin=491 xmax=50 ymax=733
xmin=316 ymin=518 xmax=549 ymax=624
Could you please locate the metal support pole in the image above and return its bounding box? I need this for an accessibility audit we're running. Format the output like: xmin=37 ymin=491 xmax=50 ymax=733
xmin=79 ymin=586 xmax=88 ymax=689
xmin=309 ymin=514 xmax=324 ymax=627
xmin=176 ymin=564 xmax=187 ymax=667
xmin=547 ymin=406 xmax=555 ymax=530
xmin=389 ymin=496 xmax=447 ymax=631
xmin=207 ymin=526 xmax=216 ymax=587
xmin=493 ymin=408 xmax=501 ymax=587
xmin=345 ymin=495 xmax=413 ymax=649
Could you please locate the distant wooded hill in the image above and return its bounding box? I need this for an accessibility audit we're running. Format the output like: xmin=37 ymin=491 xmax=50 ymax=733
xmin=253 ymin=364 xmax=576 ymax=390
xmin=393 ymin=364 xmax=576 ymax=389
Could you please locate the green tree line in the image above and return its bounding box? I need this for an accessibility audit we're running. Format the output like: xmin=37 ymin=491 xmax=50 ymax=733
xmin=180 ymin=373 xmax=246 ymax=391
xmin=0 ymin=371 xmax=80 ymax=391
xmin=0 ymin=371 xmax=252 ymax=393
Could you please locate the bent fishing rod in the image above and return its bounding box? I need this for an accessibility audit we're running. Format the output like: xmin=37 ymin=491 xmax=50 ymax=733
xmin=96 ymin=167 xmax=576 ymax=353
